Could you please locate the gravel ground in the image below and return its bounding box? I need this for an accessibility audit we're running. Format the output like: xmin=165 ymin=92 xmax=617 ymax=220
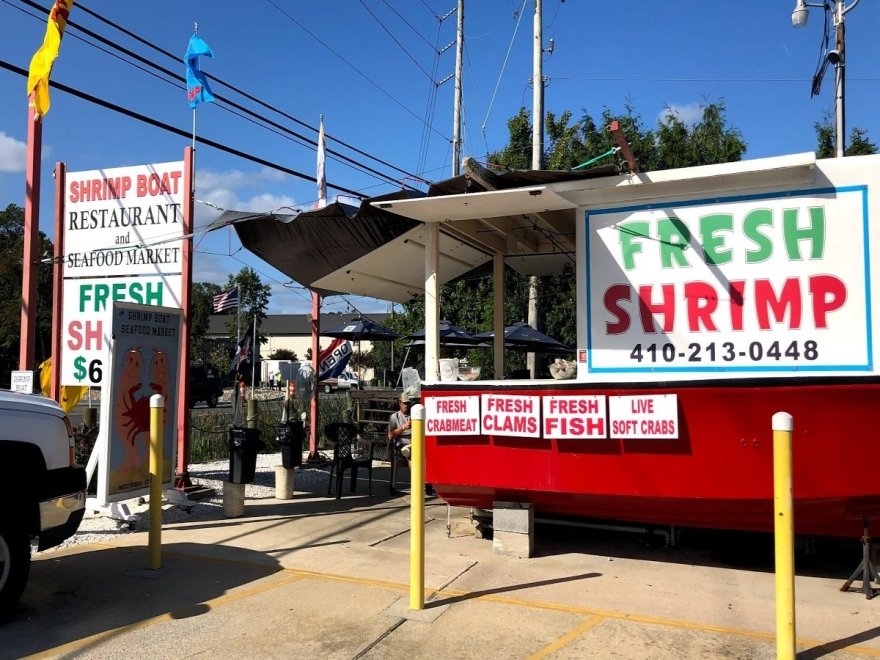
xmin=46 ymin=452 xmax=334 ymax=552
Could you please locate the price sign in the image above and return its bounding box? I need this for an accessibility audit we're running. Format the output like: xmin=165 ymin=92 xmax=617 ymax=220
xmin=71 ymin=356 xmax=103 ymax=385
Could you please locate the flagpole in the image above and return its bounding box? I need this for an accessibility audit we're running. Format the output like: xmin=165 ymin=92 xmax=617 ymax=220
xmin=191 ymin=22 xmax=198 ymax=152
xmin=251 ymin=314 xmax=257 ymax=393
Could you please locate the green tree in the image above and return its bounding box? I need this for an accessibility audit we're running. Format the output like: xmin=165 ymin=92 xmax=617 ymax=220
xmin=814 ymin=117 xmax=876 ymax=158
xmin=269 ymin=348 xmax=298 ymax=360
xmin=190 ymin=281 xmax=222 ymax=363
xmin=0 ymin=204 xmax=53 ymax=386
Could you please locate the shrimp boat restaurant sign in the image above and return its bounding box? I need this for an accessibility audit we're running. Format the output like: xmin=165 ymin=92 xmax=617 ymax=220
xmin=97 ymin=302 xmax=181 ymax=504
xmin=61 ymin=162 xmax=184 ymax=386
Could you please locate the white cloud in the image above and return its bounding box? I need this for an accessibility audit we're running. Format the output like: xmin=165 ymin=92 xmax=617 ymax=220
xmin=0 ymin=132 xmax=26 ymax=173
xmin=659 ymin=103 xmax=703 ymax=127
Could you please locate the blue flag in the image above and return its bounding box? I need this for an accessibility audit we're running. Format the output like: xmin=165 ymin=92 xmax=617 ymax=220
xmin=184 ymin=33 xmax=214 ymax=109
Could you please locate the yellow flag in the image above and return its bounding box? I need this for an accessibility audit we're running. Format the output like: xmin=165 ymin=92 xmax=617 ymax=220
xmin=26 ymin=0 xmax=74 ymax=117
xmin=39 ymin=357 xmax=87 ymax=414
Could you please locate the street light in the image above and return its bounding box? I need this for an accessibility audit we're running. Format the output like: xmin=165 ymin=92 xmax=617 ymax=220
xmin=791 ymin=0 xmax=860 ymax=158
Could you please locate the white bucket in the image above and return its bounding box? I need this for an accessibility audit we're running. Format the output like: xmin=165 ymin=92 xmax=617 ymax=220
xmin=438 ymin=358 xmax=459 ymax=382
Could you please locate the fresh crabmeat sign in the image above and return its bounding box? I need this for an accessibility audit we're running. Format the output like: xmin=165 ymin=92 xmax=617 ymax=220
xmin=424 ymin=393 xmax=678 ymax=440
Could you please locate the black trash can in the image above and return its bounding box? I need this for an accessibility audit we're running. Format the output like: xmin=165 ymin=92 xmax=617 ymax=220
xmin=228 ymin=427 xmax=265 ymax=484
xmin=276 ymin=421 xmax=305 ymax=469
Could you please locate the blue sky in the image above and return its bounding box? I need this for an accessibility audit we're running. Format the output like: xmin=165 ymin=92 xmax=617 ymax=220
xmin=1 ymin=0 xmax=879 ymax=315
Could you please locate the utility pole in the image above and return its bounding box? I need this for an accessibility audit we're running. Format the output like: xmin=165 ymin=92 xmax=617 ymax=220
xmin=527 ymin=0 xmax=545 ymax=378
xmin=452 ymin=0 xmax=464 ymax=176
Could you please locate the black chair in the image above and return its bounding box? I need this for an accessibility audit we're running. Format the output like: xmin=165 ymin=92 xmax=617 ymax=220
xmin=325 ymin=422 xmax=374 ymax=499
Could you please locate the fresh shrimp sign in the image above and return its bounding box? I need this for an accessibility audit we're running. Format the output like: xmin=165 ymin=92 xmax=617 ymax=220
xmin=586 ymin=186 xmax=871 ymax=379
xmin=61 ymin=161 xmax=184 ymax=386
xmin=97 ymin=302 xmax=181 ymax=503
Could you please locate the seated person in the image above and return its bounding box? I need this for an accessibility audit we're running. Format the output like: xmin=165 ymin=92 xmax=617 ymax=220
xmin=387 ymin=393 xmax=434 ymax=497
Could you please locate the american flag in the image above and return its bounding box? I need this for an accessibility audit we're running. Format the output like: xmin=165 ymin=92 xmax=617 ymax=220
xmin=212 ymin=287 xmax=239 ymax=313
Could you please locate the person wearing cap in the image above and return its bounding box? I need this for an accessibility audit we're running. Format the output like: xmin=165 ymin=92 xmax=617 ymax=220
xmin=387 ymin=393 xmax=435 ymax=497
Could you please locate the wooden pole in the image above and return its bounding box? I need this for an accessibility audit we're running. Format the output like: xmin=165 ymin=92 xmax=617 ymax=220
xmin=175 ymin=147 xmax=194 ymax=489
xmin=50 ymin=162 xmax=65 ymax=401
xmin=20 ymin=100 xmax=42 ymax=371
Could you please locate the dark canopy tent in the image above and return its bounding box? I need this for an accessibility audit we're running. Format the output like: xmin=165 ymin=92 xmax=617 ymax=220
xmin=216 ymin=192 xmax=421 ymax=298
xmin=224 ymin=162 xmax=619 ymax=301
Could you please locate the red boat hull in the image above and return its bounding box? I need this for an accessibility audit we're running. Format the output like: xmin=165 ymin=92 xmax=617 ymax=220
xmin=423 ymin=381 xmax=880 ymax=537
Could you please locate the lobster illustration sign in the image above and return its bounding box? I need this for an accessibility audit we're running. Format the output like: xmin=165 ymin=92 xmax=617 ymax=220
xmin=97 ymin=302 xmax=182 ymax=503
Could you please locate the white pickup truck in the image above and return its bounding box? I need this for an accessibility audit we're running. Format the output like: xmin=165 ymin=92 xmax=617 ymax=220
xmin=0 ymin=391 xmax=86 ymax=619
xmin=319 ymin=371 xmax=360 ymax=394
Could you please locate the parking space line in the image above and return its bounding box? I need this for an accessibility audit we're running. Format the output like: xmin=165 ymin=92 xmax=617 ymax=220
xmin=528 ymin=615 xmax=605 ymax=660
xmin=49 ymin=544 xmax=880 ymax=658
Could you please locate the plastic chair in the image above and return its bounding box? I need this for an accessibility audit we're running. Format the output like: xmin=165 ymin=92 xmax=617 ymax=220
xmin=388 ymin=440 xmax=409 ymax=494
xmin=325 ymin=422 xmax=374 ymax=499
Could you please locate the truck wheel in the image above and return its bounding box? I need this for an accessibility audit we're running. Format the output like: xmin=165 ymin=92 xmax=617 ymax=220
xmin=207 ymin=392 xmax=219 ymax=408
xmin=323 ymin=384 xmax=332 ymax=394
xmin=0 ymin=525 xmax=31 ymax=620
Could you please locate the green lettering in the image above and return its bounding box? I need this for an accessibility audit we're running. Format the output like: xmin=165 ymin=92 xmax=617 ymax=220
xmin=145 ymin=282 xmax=163 ymax=306
xmin=112 ymin=282 xmax=126 ymax=303
xmin=94 ymin=284 xmax=110 ymax=311
xmin=618 ymin=221 xmax=649 ymax=271
xmin=78 ymin=284 xmax=93 ymax=313
xmin=129 ymin=281 xmax=143 ymax=304
xmin=699 ymin=213 xmax=733 ymax=265
xmin=783 ymin=206 xmax=825 ymax=261
xmin=744 ymin=209 xmax=774 ymax=263
xmin=657 ymin=217 xmax=691 ymax=268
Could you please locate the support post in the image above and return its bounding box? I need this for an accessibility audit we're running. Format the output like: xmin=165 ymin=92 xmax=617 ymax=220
xmin=176 ymin=146 xmax=194 ymax=489
xmin=20 ymin=102 xmax=42 ymax=371
xmin=409 ymin=403 xmax=425 ymax=610
xmin=309 ymin=290 xmax=320 ymax=459
xmin=50 ymin=162 xmax=65 ymax=401
xmin=148 ymin=394 xmax=164 ymax=570
xmin=772 ymin=411 xmax=796 ymax=660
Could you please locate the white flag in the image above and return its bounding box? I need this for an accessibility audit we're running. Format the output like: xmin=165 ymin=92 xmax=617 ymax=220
xmin=316 ymin=115 xmax=327 ymax=209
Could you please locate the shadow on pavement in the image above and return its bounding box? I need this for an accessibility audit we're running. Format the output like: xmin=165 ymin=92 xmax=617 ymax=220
xmin=0 ymin=542 xmax=283 ymax=657
xmin=429 ymin=571 xmax=602 ymax=608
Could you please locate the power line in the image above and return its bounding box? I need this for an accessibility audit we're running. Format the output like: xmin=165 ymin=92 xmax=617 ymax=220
xmin=357 ymin=0 xmax=437 ymax=83
xmin=13 ymin=0 xmax=429 ymax=188
xmin=0 ymin=58 xmax=369 ymax=198
xmin=379 ymin=0 xmax=437 ymax=50
xmin=263 ymin=0 xmax=451 ymax=143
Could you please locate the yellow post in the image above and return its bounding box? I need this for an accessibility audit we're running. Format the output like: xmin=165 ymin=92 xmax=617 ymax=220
xmin=409 ymin=403 xmax=425 ymax=610
xmin=148 ymin=394 xmax=164 ymax=570
xmin=773 ymin=411 xmax=795 ymax=659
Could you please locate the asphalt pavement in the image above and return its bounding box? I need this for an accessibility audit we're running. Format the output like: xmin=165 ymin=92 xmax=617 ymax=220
xmin=5 ymin=464 xmax=880 ymax=660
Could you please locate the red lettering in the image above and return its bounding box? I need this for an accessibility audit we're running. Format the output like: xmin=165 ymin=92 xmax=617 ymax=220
xmin=638 ymin=284 xmax=675 ymax=333
xmin=754 ymin=278 xmax=803 ymax=329
xmin=684 ymin=281 xmax=718 ymax=331
xmin=810 ymin=274 xmax=847 ymax=328
xmin=729 ymin=280 xmax=746 ymax=331
xmin=604 ymin=284 xmax=632 ymax=334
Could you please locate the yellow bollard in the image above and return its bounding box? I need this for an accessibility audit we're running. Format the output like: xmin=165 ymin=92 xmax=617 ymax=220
xmin=148 ymin=394 xmax=164 ymax=570
xmin=410 ymin=403 xmax=425 ymax=610
xmin=773 ymin=411 xmax=796 ymax=659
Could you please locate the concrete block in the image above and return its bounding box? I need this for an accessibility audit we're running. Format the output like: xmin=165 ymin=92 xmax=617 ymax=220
xmin=493 ymin=530 xmax=533 ymax=558
xmin=275 ymin=466 xmax=295 ymax=500
xmin=223 ymin=482 xmax=245 ymax=518
xmin=492 ymin=501 xmax=534 ymax=534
